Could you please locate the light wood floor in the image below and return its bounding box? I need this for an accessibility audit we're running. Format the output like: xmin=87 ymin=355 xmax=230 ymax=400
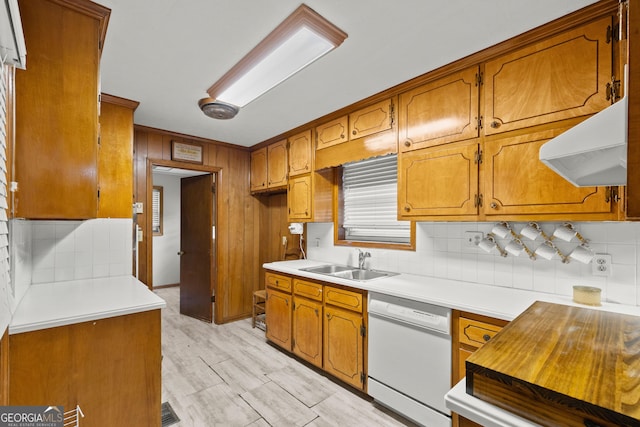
xmin=156 ymin=287 xmax=417 ymax=427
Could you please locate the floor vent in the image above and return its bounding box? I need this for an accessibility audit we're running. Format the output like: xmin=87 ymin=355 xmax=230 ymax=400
xmin=161 ymin=401 xmax=180 ymax=427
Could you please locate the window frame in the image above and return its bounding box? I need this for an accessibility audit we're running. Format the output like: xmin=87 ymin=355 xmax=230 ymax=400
xmin=152 ymin=185 xmax=163 ymax=236
xmin=334 ymin=159 xmax=415 ymax=251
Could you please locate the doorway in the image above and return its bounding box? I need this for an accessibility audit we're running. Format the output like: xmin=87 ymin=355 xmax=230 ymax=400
xmin=150 ymin=162 xmax=217 ymax=323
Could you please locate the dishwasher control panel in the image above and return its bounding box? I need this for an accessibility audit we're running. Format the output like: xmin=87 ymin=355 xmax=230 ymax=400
xmin=368 ymin=292 xmax=450 ymax=334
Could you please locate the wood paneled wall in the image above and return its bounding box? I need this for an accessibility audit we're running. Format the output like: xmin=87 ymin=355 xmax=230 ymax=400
xmin=134 ymin=126 xmax=261 ymax=324
xmin=255 ymin=193 xmax=303 ymax=291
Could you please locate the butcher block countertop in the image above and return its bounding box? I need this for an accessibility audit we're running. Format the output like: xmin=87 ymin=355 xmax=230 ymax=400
xmin=465 ymin=301 xmax=640 ymax=426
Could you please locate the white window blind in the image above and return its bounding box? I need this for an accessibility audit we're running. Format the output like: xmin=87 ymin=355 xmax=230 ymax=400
xmin=342 ymin=154 xmax=410 ymax=244
xmin=0 ymin=62 xmax=11 ymax=311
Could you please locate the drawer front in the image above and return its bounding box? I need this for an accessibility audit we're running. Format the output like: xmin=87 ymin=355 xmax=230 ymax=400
xmin=266 ymin=273 xmax=292 ymax=293
xmin=293 ymin=279 xmax=323 ymax=301
xmin=324 ymin=286 xmax=363 ymax=313
xmin=459 ymin=317 xmax=503 ymax=348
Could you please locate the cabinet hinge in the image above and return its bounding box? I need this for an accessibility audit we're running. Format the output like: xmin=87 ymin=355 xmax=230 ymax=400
xmin=606 ymin=24 xmax=620 ymax=44
xmin=605 ymin=186 xmax=620 ymax=203
xmin=475 ymin=116 xmax=483 ymax=130
xmin=390 ymin=102 xmax=395 ymax=127
xmin=606 ymin=76 xmax=622 ymax=104
xmin=97 ymin=188 xmax=100 ymax=200
xmin=475 ymin=72 xmax=483 ymax=86
xmin=474 ymin=149 xmax=483 ymax=164
xmin=474 ymin=194 xmax=483 ymax=208
xmin=360 ymin=324 xmax=366 ymax=337
xmin=360 ymin=372 xmax=366 ymax=384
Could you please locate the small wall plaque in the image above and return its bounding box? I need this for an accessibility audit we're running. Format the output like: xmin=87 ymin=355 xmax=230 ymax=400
xmin=172 ymin=141 xmax=203 ymax=164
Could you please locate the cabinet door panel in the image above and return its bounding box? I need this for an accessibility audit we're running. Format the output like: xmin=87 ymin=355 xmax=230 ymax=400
xmin=98 ymin=98 xmax=135 ymax=218
xmin=399 ymin=66 xmax=480 ymax=152
xmin=250 ymin=147 xmax=267 ymax=191
xmin=323 ymin=305 xmax=364 ymax=390
xmin=293 ymin=296 xmax=323 ymax=368
xmin=289 ymin=130 xmax=312 ymax=177
xmin=399 ymin=142 xmax=479 ymax=218
xmin=316 ymin=116 xmax=348 ymax=150
xmin=267 ymin=140 xmax=288 ymax=188
xmin=266 ymin=289 xmax=292 ymax=351
xmin=288 ymin=175 xmax=312 ymax=220
xmin=15 ymin=0 xmax=102 ymax=218
xmin=484 ymin=16 xmax=613 ymax=135
xmin=483 ymin=129 xmax=612 ymax=216
xmin=349 ymin=99 xmax=393 ymax=140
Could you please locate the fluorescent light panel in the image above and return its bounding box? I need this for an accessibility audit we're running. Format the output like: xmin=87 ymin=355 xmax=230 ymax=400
xmin=207 ymin=4 xmax=346 ymax=108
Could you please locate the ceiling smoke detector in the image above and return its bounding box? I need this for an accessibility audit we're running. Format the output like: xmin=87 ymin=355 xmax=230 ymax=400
xmin=198 ymin=97 xmax=239 ymax=120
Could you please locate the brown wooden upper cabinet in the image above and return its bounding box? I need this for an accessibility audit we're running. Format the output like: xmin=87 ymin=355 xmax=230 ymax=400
xmin=484 ymin=16 xmax=613 ymax=135
xmin=482 ymin=128 xmax=616 ymax=217
xmin=98 ymin=95 xmax=139 ymax=218
xmin=316 ymin=115 xmax=349 ymax=150
xmin=14 ymin=0 xmax=109 ymax=219
xmin=288 ymin=130 xmax=312 ymax=177
xmin=349 ymin=98 xmax=393 ymax=140
xmin=399 ymin=66 xmax=480 ymax=152
xmin=287 ymin=174 xmax=312 ymax=221
xmin=250 ymin=140 xmax=288 ymax=192
xmin=398 ymin=141 xmax=480 ymax=218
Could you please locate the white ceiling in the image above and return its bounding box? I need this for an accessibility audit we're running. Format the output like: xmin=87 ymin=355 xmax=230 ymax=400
xmin=98 ymin=0 xmax=599 ymax=148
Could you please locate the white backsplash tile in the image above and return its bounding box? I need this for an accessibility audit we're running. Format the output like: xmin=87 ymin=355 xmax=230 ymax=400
xmin=307 ymin=221 xmax=640 ymax=307
xmin=24 ymin=218 xmax=133 ymax=285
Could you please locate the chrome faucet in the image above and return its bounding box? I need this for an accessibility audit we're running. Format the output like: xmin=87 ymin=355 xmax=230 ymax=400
xmin=357 ymin=249 xmax=371 ymax=270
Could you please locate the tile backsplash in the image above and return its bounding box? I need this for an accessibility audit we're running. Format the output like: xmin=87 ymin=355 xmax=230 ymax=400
xmin=306 ymin=221 xmax=640 ymax=306
xmin=11 ymin=218 xmax=133 ymax=293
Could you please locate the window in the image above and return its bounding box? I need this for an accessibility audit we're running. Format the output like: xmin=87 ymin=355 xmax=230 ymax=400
xmin=337 ymin=155 xmax=413 ymax=248
xmin=152 ymin=186 xmax=163 ymax=235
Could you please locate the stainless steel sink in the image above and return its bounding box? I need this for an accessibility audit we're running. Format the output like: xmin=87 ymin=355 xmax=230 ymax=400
xmin=300 ymin=264 xmax=354 ymax=274
xmin=330 ymin=269 xmax=396 ymax=281
xmin=300 ymin=265 xmax=398 ymax=281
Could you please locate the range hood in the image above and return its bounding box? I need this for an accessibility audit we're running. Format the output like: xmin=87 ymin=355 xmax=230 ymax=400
xmin=539 ymin=67 xmax=627 ymax=187
xmin=0 ymin=0 xmax=26 ymax=69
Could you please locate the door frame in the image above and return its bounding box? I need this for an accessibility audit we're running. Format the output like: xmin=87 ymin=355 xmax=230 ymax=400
xmin=145 ymin=158 xmax=220 ymax=313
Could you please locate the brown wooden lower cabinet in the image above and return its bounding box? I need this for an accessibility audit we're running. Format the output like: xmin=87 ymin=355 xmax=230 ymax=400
xmin=452 ymin=310 xmax=508 ymax=427
xmin=9 ymin=310 xmax=161 ymax=427
xmin=265 ymin=271 xmax=367 ymax=391
xmin=292 ymin=279 xmax=323 ymax=368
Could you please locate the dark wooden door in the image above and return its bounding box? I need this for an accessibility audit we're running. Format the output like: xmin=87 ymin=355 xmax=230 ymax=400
xmin=180 ymin=174 xmax=214 ymax=322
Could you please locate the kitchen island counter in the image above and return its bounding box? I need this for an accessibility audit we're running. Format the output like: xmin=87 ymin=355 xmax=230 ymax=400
xmin=9 ymin=275 xmax=166 ymax=334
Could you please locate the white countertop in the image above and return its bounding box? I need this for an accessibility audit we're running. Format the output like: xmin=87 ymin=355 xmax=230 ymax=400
xmin=445 ymin=379 xmax=540 ymax=427
xmin=263 ymin=259 xmax=640 ymax=320
xmin=9 ymin=276 xmax=166 ymax=334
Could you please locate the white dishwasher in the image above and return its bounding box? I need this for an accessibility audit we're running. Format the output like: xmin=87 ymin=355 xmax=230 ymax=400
xmin=368 ymin=292 xmax=452 ymax=427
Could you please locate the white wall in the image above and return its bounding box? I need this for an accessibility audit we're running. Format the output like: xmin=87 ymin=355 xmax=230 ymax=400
xmin=152 ymin=173 xmax=180 ymax=286
xmin=307 ymin=221 xmax=640 ymax=306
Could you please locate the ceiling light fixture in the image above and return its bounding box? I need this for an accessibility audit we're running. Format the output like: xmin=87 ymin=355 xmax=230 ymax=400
xmin=206 ymin=4 xmax=347 ymax=109
xmin=198 ymin=97 xmax=239 ymax=120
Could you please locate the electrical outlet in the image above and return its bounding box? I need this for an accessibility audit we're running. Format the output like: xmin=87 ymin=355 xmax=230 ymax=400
xmin=464 ymin=231 xmax=484 ymax=247
xmin=592 ymin=254 xmax=612 ymax=277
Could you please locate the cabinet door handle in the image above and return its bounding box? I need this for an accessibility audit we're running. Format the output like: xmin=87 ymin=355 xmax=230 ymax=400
xmin=483 ymin=334 xmax=491 ymax=342
xmin=490 ymin=121 xmax=500 ymax=129
xmin=177 ymin=251 xmax=185 ymax=256
xmin=404 ymin=140 xmax=411 ymax=147
xmin=404 ymin=206 xmax=410 ymax=212
xmin=490 ymin=202 xmax=498 ymax=209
